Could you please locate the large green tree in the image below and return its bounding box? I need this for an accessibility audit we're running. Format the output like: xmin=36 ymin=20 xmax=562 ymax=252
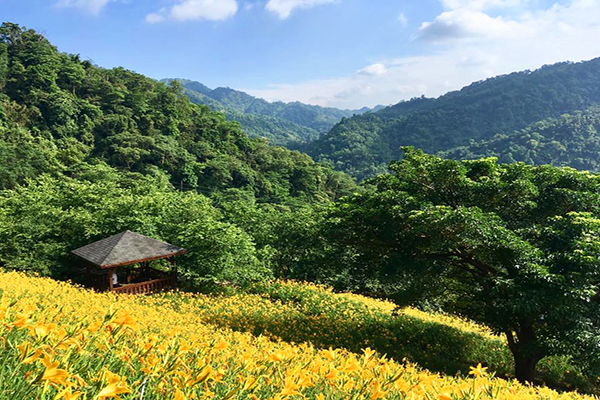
xmin=324 ymin=148 xmax=600 ymax=382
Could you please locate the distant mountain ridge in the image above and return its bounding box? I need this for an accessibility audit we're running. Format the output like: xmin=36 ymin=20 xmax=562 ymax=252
xmin=441 ymin=106 xmax=600 ymax=171
xmin=304 ymin=57 xmax=600 ymax=179
xmin=162 ymin=78 xmax=383 ymax=146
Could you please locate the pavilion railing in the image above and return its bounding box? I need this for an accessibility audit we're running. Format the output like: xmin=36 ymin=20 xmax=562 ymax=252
xmin=112 ymin=276 xmax=176 ymax=295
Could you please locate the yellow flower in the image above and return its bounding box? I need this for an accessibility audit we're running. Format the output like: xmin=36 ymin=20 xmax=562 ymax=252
xmin=296 ymin=373 xmax=313 ymax=389
xmin=56 ymin=387 xmax=82 ymax=400
xmin=22 ymin=349 xmax=45 ymax=364
xmin=370 ymin=381 xmax=388 ymax=400
xmin=243 ymin=376 xmax=261 ymax=391
xmin=343 ymin=359 xmax=360 ymax=373
xmin=325 ymin=368 xmax=339 ymax=380
xmin=112 ymin=311 xmax=136 ymax=327
xmin=18 ymin=342 xmax=44 ymax=364
xmin=96 ymin=370 xmax=131 ymax=398
xmin=41 ymin=354 xmax=69 ymax=385
xmin=269 ymin=351 xmax=285 ymax=362
xmin=87 ymin=321 xmax=103 ymax=332
xmin=214 ymin=341 xmax=228 ymax=350
xmin=29 ymin=321 xmax=57 ymax=339
xmin=468 ymin=363 xmax=488 ymax=378
xmin=362 ymin=347 xmax=376 ymax=361
xmin=71 ymin=374 xmax=88 ymax=387
xmin=12 ymin=314 xmax=31 ymax=328
xmin=279 ymin=377 xmax=299 ymax=396
xmin=322 ymin=347 xmax=337 ymax=360
xmin=0 ymin=271 xmax=595 ymax=400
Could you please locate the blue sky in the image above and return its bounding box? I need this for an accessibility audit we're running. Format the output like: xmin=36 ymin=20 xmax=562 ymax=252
xmin=1 ymin=0 xmax=600 ymax=109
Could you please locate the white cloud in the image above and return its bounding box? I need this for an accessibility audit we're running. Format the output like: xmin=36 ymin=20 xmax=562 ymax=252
xmin=417 ymin=8 xmax=531 ymax=42
xmin=245 ymin=2 xmax=260 ymax=11
xmin=358 ymin=63 xmax=388 ymax=76
xmin=441 ymin=0 xmax=529 ymax=10
xmin=266 ymin=0 xmax=338 ymax=19
xmin=244 ymin=0 xmax=600 ymax=109
xmin=145 ymin=11 xmax=166 ymax=23
xmin=146 ymin=0 xmax=238 ymax=23
xmin=398 ymin=12 xmax=408 ymax=27
xmin=55 ymin=0 xmax=115 ymax=15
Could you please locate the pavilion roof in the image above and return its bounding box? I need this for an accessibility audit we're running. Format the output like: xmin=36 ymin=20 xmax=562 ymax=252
xmin=71 ymin=230 xmax=186 ymax=269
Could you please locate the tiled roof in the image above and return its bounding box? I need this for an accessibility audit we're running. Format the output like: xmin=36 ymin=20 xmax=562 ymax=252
xmin=71 ymin=231 xmax=186 ymax=268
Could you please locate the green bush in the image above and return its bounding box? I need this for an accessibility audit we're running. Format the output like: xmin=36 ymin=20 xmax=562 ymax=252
xmin=537 ymin=356 xmax=594 ymax=394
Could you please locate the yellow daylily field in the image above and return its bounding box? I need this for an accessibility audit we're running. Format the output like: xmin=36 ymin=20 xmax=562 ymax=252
xmin=0 ymin=271 xmax=596 ymax=399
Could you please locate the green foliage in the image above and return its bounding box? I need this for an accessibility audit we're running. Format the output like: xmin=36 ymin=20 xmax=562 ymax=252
xmin=212 ymin=196 xmax=334 ymax=280
xmin=321 ymin=148 xmax=600 ymax=383
xmin=537 ymin=356 xmax=594 ymax=393
xmin=0 ymin=42 xmax=7 ymax=88
xmin=0 ymin=124 xmax=63 ymax=188
xmin=0 ymin=165 xmax=267 ymax=286
xmin=307 ymin=58 xmax=600 ymax=179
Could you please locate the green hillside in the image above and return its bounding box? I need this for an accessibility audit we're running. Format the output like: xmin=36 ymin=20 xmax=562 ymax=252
xmin=0 ymin=23 xmax=355 ymax=202
xmin=179 ymin=83 xmax=322 ymax=145
xmin=306 ymin=58 xmax=600 ymax=179
xmin=441 ymin=107 xmax=600 ymax=170
xmin=166 ymin=78 xmax=377 ymax=146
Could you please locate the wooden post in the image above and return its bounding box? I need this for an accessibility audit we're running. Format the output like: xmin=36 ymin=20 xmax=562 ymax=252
xmin=170 ymin=257 xmax=177 ymax=289
xmin=108 ymin=268 xmax=114 ymax=291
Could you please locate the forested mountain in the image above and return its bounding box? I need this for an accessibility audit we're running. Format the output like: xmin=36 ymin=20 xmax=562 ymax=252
xmin=306 ymin=58 xmax=600 ymax=179
xmin=0 ymin=23 xmax=356 ymax=203
xmin=164 ymin=78 xmax=379 ymax=146
xmin=441 ymin=107 xmax=600 ymax=170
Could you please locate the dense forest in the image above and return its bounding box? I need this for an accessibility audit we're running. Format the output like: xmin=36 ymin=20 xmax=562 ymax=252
xmin=305 ymin=58 xmax=600 ymax=179
xmin=165 ymin=78 xmax=378 ymax=146
xmin=0 ymin=23 xmax=355 ymax=200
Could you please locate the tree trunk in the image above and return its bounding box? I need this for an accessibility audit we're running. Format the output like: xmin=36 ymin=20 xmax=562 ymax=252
xmin=505 ymin=324 xmax=542 ymax=384
xmin=513 ymin=354 xmax=539 ymax=383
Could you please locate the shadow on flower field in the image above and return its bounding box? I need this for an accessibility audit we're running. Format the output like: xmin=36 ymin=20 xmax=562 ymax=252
xmin=159 ymin=281 xmax=512 ymax=376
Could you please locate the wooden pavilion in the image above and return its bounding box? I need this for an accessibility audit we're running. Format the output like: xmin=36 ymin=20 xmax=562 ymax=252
xmin=71 ymin=230 xmax=187 ymax=295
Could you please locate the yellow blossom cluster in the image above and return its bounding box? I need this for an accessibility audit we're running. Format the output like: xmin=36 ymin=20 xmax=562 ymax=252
xmin=0 ymin=271 xmax=595 ymax=399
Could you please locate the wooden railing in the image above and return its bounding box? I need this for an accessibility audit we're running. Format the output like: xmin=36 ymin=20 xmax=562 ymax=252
xmin=112 ymin=277 xmax=176 ymax=295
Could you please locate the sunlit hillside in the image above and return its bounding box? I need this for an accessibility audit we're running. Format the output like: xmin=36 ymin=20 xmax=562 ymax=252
xmin=0 ymin=271 xmax=595 ymax=399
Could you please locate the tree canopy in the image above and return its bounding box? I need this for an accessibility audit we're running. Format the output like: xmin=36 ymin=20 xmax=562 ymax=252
xmin=0 ymin=22 xmax=357 ymax=288
xmin=322 ymin=148 xmax=600 ymax=382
